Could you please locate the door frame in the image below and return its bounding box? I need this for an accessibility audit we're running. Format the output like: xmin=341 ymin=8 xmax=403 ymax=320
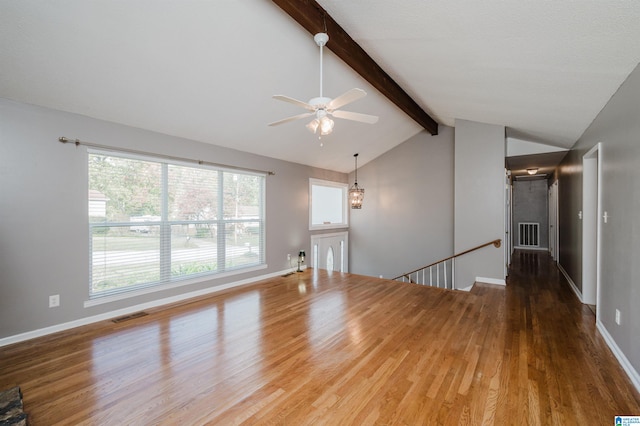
xmin=310 ymin=231 xmax=349 ymax=272
xmin=582 ymin=142 xmax=602 ymax=310
xmin=504 ymin=171 xmax=513 ymax=272
xmin=548 ymin=180 xmax=559 ymax=261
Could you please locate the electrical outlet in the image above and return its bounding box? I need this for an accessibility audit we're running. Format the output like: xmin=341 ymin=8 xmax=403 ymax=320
xmin=49 ymin=294 xmax=60 ymax=308
xmin=287 ymin=254 xmax=291 ymax=261
xmin=615 ymin=309 xmax=621 ymax=325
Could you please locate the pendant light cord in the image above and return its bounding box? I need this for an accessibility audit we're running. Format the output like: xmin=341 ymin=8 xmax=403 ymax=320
xmin=354 ymin=153 xmax=359 ymax=185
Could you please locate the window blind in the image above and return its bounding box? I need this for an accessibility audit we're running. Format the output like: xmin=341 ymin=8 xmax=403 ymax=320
xmin=88 ymin=150 xmax=265 ymax=297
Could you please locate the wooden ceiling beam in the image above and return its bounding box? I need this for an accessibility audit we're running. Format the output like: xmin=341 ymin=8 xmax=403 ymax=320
xmin=271 ymin=0 xmax=439 ymax=135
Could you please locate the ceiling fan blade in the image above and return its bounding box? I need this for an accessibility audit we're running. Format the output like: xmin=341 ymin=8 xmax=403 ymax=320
xmin=268 ymin=112 xmax=314 ymax=127
xmin=272 ymin=95 xmax=315 ymax=111
xmin=331 ymin=109 xmax=379 ymax=124
xmin=327 ymin=88 xmax=367 ymax=111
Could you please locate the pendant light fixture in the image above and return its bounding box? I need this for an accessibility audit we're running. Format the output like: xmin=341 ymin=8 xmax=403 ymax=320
xmin=349 ymin=153 xmax=364 ymax=209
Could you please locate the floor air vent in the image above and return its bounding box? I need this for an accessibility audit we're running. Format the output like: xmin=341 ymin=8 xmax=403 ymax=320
xmin=112 ymin=311 xmax=148 ymax=323
xmin=518 ymin=222 xmax=540 ymax=247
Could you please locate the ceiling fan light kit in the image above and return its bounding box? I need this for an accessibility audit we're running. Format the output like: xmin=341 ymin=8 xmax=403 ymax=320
xmin=269 ymin=32 xmax=378 ymax=138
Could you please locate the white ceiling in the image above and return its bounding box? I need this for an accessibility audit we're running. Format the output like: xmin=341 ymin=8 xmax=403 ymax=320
xmin=2 ymin=1 xmax=640 ymax=173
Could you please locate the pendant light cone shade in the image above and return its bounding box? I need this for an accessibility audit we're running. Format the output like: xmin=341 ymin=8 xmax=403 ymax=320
xmin=349 ymin=153 xmax=364 ymax=209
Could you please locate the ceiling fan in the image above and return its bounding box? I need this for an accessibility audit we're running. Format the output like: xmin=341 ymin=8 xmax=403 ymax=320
xmin=268 ymin=32 xmax=378 ymax=136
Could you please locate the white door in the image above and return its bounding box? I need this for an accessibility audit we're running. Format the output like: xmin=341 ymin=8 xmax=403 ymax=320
xmin=311 ymin=231 xmax=348 ymax=272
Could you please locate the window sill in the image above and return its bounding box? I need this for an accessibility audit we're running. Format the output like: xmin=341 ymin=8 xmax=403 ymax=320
xmin=84 ymin=264 xmax=267 ymax=307
xmin=309 ymin=224 xmax=349 ymax=231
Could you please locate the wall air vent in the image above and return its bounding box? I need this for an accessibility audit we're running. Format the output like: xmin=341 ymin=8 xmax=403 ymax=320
xmin=112 ymin=311 xmax=148 ymax=323
xmin=518 ymin=222 xmax=540 ymax=247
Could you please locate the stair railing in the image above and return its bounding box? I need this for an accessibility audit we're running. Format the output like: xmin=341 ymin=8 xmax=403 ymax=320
xmin=392 ymin=239 xmax=502 ymax=289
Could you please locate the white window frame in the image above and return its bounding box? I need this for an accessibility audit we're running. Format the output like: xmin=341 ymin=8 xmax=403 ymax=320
xmin=309 ymin=178 xmax=349 ymax=230
xmin=87 ymin=148 xmax=266 ymax=300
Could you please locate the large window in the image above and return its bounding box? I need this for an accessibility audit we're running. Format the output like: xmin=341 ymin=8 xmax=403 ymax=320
xmin=88 ymin=150 xmax=265 ymax=298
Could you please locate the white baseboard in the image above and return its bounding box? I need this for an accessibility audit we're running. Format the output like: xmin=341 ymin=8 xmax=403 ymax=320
xmin=475 ymin=277 xmax=506 ymax=286
xmin=557 ymin=263 xmax=583 ymax=303
xmin=596 ymin=320 xmax=640 ymax=394
xmin=0 ymin=267 xmax=296 ymax=348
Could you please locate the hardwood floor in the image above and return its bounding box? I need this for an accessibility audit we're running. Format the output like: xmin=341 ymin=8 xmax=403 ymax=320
xmin=1 ymin=250 xmax=639 ymax=424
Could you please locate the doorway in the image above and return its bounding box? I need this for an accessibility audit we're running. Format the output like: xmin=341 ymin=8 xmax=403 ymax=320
xmin=582 ymin=143 xmax=601 ymax=312
xmin=311 ymin=231 xmax=348 ymax=272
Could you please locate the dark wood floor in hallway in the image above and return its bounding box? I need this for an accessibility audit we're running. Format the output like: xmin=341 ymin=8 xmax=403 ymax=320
xmin=1 ymin=250 xmax=639 ymax=424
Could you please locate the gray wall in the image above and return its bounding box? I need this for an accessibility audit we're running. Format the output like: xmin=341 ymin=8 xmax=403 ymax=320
xmin=454 ymin=119 xmax=505 ymax=287
xmin=349 ymin=127 xmax=455 ymax=278
xmin=557 ymin=62 xmax=640 ymax=377
xmin=0 ymin=98 xmax=345 ymax=339
xmin=557 ymin=147 xmax=583 ymax=291
xmin=512 ymin=180 xmax=549 ymax=248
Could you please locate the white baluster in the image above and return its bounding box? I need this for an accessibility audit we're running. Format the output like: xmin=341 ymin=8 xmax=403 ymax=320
xmin=444 ymin=260 xmax=448 ymax=289
xmin=452 ymin=258 xmax=456 ymax=289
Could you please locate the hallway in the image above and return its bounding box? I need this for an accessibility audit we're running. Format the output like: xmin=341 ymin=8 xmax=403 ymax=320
xmin=493 ymin=249 xmax=640 ymax=423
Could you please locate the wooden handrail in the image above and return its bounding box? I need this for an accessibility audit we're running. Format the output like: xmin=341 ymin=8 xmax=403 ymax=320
xmin=392 ymin=239 xmax=501 ymax=281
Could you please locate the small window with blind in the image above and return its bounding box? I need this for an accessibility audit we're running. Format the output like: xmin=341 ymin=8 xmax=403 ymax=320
xmin=88 ymin=149 xmax=265 ymax=298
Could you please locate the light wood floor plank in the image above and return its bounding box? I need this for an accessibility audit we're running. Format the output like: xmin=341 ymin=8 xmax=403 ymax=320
xmin=1 ymin=250 xmax=639 ymax=424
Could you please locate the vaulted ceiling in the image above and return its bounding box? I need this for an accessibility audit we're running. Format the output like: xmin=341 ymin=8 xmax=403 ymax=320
xmin=2 ymin=1 xmax=639 ymax=173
